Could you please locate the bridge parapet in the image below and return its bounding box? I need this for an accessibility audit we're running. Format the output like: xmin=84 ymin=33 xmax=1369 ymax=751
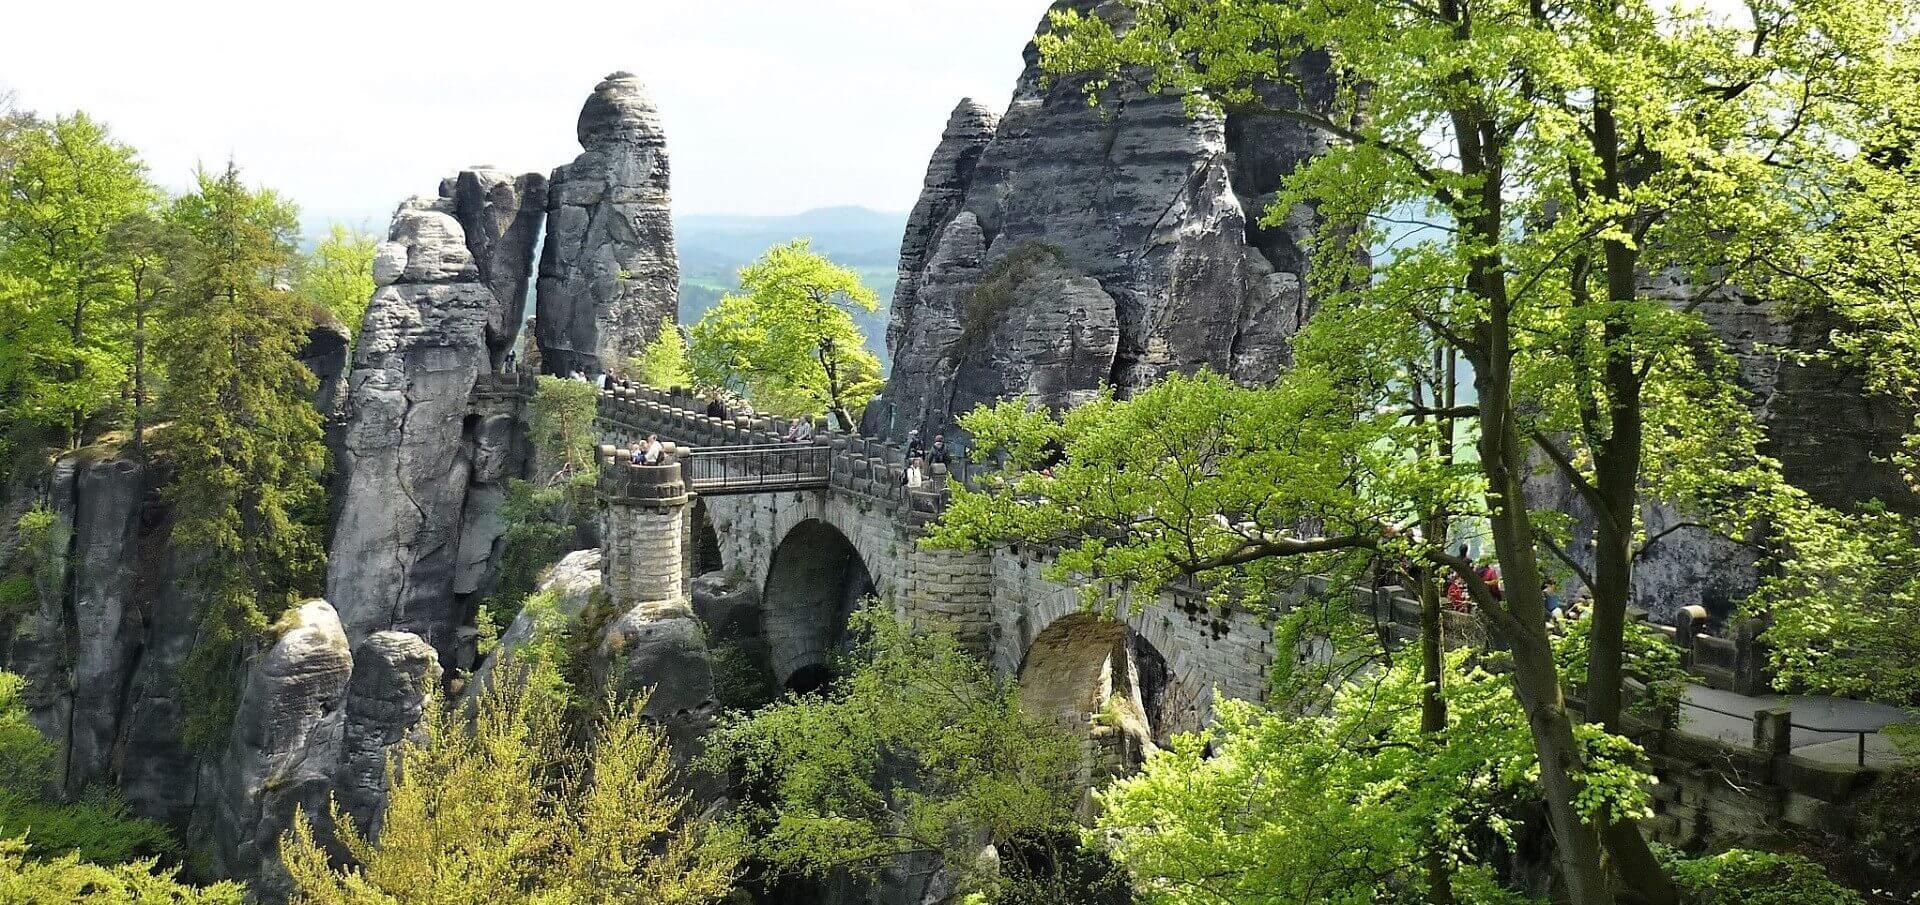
xmin=470 ymin=372 xmax=538 ymax=402
xmin=593 ymin=380 xmax=960 ymax=523
xmin=596 ymin=458 xmax=689 ymax=507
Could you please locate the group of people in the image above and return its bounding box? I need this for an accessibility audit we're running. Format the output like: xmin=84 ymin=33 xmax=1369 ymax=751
xmin=901 ymin=430 xmax=951 ymax=489
xmin=626 ymin=434 xmax=665 ymax=466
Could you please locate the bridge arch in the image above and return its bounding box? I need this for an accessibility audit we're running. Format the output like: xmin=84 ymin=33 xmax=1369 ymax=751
xmin=1016 ymin=612 xmax=1168 ymax=788
xmin=763 ymin=518 xmax=875 ymax=694
xmin=685 ymin=496 xmax=723 ymax=578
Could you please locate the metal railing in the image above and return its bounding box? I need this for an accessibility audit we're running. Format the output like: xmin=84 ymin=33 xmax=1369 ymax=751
xmin=1674 ymin=697 xmax=1882 ymax=767
xmin=681 ymin=443 xmax=831 ymax=495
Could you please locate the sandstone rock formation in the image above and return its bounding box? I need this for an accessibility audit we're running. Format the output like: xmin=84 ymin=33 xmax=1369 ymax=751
xmin=594 ymin=598 xmax=717 ymax=751
xmin=208 ymin=600 xmax=352 ymax=892
xmin=536 ymin=72 xmax=679 ymax=377
xmin=327 ymin=175 xmax=541 ymax=667
xmin=445 ymin=168 xmax=547 ymax=367
xmin=30 ymin=455 xmax=147 ymax=793
xmin=337 ymin=630 xmax=440 ymax=833
xmin=300 ymin=317 xmax=352 ymax=421
xmin=865 ymin=1 xmax=1338 ymax=442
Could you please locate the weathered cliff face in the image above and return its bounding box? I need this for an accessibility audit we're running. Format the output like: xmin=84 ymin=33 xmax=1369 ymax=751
xmin=536 ymin=72 xmax=679 ymax=378
xmin=445 ymin=168 xmax=547 ymax=367
xmin=1524 ymin=281 xmax=1916 ymax=623
xmin=865 ymin=1 xmax=1338 ymax=442
xmin=326 ymin=175 xmax=541 ymax=668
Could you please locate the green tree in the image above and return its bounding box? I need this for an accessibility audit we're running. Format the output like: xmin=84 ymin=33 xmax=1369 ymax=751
xmin=484 ymin=376 xmax=601 ymax=627
xmin=629 ymin=316 xmax=696 ymax=388
xmin=1035 ymin=1 xmax=1909 ymax=900
xmin=1099 ymin=630 xmax=1539 ymax=905
xmin=298 ymin=224 xmax=375 ymax=343
xmin=0 ymin=113 xmax=155 ymax=451
xmin=687 ymin=240 xmax=882 ymax=429
xmin=281 ymin=664 xmax=739 ymax=904
xmin=700 ymin=609 xmax=1087 ymax=901
xmin=159 ymin=164 xmax=328 ymax=750
xmin=0 ymin=837 xmax=243 ymax=905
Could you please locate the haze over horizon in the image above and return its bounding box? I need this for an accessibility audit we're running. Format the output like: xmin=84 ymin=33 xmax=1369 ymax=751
xmin=0 ymin=0 xmax=1054 ymax=230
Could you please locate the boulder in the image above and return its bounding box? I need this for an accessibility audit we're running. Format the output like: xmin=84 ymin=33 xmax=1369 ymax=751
xmin=337 ymin=631 xmax=439 ymax=834
xmin=467 ymin=548 xmax=603 ymax=696
xmin=208 ymin=600 xmax=353 ymax=891
xmin=536 ymin=72 xmax=680 ymax=377
xmin=594 ymin=599 xmax=716 ymax=753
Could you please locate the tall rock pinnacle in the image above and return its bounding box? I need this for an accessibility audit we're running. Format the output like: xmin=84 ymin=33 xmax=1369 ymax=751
xmin=536 ymin=72 xmax=680 ymax=377
xmin=863 ymin=2 xmax=1341 ymax=442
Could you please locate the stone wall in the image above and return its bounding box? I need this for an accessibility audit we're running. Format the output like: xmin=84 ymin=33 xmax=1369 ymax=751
xmin=595 ymin=384 xmax=1276 ymax=734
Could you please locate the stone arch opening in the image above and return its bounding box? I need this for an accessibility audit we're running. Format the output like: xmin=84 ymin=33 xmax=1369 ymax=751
xmin=686 ymin=496 xmax=723 ymax=578
xmin=762 ymin=519 xmax=873 ymax=694
xmin=1017 ymin=613 xmax=1169 ymax=788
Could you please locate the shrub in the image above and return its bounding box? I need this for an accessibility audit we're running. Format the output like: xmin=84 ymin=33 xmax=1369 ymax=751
xmin=0 ymin=792 xmax=175 ymax=865
xmin=0 ymin=836 xmax=242 ymax=904
xmin=1667 ymin=848 xmax=1863 ymax=905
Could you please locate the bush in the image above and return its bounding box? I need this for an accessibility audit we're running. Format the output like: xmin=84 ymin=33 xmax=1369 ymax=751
xmin=0 ymin=836 xmax=242 ymax=904
xmin=0 ymin=792 xmax=175 ymax=865
xmin=1667 ymin=849 xmax=1863 ymax=905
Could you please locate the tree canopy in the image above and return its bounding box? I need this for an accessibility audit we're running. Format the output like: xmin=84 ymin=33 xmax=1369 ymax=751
xmin=160 ymin=164 xmax=329 ymax=750
xmin=687 ymin=239 xmax=883 ymax=428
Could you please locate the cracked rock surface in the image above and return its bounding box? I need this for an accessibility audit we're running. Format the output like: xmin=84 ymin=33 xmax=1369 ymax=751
xmin=865 ymin=0 xmax=1339 ymax=442
xmin=536 ymin=72 xmax=679 ymax=377
xmin=327 ymin=177 xmax=539 ymax=667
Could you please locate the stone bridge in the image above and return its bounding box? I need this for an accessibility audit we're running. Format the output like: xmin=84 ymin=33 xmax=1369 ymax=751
xmin=590 ymin=382 xmax=1274 ymax=750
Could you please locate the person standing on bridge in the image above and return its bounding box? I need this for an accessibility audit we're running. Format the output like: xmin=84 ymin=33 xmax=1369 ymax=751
xmin=904 ymin=458 xmax=926 ymax=489
xmin=929 ymin=434 xmax=949 ymax=468
xmin=706 ymin=395 xmax=731 ymax=421
xmin=642 ymin=434 xmax=664 ymax=466
xmin=906 ymin=430 xmax=926 ymax=461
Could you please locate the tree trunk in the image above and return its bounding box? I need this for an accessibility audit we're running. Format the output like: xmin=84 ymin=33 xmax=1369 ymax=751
xmin=1476 ymin=277 xmax=1615 ymax=905
xmin=1421 ymin=346 xmax=1457 ymax=903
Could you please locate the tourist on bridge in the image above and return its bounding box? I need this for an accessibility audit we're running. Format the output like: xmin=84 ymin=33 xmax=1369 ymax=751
xmin=929 ymin=434 xmax=949 ymax=468
xmin=904 ymin=458 xmax=926 ymax=489
xmin=906 ymin=430 xmax=926 ymax=461
xmin=706 ymin=395 xmax=731 ymax=421
xmin=629 ymin=443 xmax=645 ymax=466
xmin=785 ymin=417 xmax=815 ymax=443
xmin=642 ymin=434 xmax=664 ymax=466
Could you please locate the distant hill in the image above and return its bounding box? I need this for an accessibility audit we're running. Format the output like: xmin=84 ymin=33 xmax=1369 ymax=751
xmin=676 ymin=206 xmax=907 ymax=371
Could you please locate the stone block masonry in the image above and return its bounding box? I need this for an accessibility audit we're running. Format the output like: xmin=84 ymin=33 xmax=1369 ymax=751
xmin=594 ymin=383 xmax=1275 ymax=734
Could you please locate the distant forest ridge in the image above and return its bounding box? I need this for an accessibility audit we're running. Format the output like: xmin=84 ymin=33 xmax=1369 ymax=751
xmin=677 ymin=206 xmax=906 ymax=372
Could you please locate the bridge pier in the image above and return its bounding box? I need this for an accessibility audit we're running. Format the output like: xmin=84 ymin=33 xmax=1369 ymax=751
xmin=598 ymin=455 xmax=689 ymax=606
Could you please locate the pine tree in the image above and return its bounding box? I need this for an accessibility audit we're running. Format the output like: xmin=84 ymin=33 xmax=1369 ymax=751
xmin=158 ymin=163 xmax=327 ymax=750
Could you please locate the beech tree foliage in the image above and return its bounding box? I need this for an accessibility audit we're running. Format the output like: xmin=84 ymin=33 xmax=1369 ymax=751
xmin=629 ymin=316 xmax=695 ymax=389
xmin=1101 ymin=640 xmax=1537 ymax=905
xmin=1023 ymin=1 xmax=1914 ymax=900
xmin=701 ymin=610 xmax=1088 ymax=901
xmin=298 ymin=224 xmax=375 ymax=343
xmin=0 ymin=113 xmax=154 ymax=452
xmin=687 ymin=240 xmax=882 ymax=428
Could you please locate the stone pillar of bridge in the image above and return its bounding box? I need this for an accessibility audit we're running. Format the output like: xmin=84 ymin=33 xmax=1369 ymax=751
xmin=599 ymin=455 xmax=689 ymax=606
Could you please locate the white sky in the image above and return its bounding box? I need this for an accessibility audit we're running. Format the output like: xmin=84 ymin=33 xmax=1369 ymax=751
xmin=0 ymin=0 xmax=1053 ymax=229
